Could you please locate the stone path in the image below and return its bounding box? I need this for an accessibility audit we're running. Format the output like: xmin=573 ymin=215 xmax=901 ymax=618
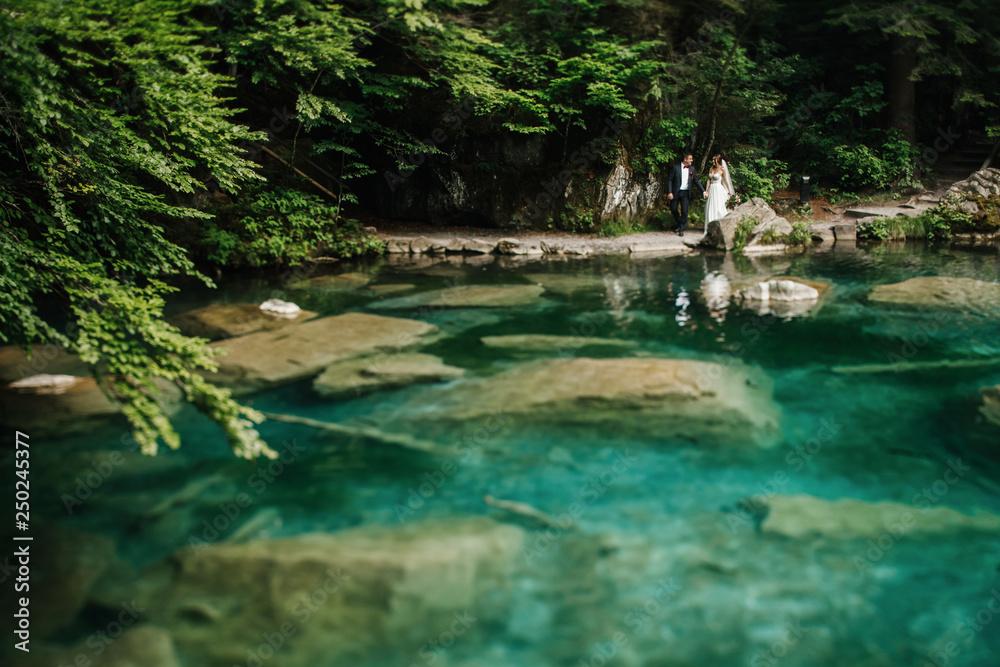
xmin=377 ymin=227 xmax=706 ymax=257
xmin=371 ymin=186 xmax=960 ymax=258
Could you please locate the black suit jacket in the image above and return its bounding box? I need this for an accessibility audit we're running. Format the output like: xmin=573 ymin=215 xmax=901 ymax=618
xmin=667 ymin=163 xmax=705 ymax=197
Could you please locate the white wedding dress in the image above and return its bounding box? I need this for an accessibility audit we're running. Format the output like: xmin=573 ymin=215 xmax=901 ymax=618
xmin=704 ymin=172 xmax=731 ymax=229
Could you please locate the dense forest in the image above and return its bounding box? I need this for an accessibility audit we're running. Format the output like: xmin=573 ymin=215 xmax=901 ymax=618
xmin=2 ymin=0 xmax=999 ymax=455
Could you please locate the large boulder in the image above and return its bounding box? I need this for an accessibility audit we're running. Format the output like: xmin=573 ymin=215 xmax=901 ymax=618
xmin=0 ymin=342 xmax=182 ymax=434
xmin=400 ymin=357 xmax=781 ymax=447
xmin=140 ymin=518 xmax=523 ymax=666
xmin=732 ymin=277 xmax=830 ymax=318
xmin=313 ymin=353 xmax=465 ymax=398
xmin=868 ymin=276 xmax=1000 ymax=317
xmin=699 ymin=198 xmax=793 ymax=251
xmin=369 ymin=284 xmax=547 ymax=310
xmin=168 ymin=303 xmax=317 ymax=341
xmin=597 ymin=162 xmax=661 ymax=225
xmin=761 ymin=494 xmax=1000 ymax=539
xmin=207 ymin=313 xmax=439 ymax=394
xmin=1 ymin=372 xmax=180 ymax=436
xmin=0 ymin=345 xmax=89 ymax=382
xmin=941 ymin=167 xmax=1000 ymax=218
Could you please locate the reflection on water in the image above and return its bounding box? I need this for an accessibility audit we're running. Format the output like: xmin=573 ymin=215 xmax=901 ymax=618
xmin=4 ymin=243 xmax=1000 ymax=667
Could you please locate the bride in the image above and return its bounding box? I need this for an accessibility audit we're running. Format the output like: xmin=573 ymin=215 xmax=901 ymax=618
xmin=703 ymin=154 xmax=736 ymax=231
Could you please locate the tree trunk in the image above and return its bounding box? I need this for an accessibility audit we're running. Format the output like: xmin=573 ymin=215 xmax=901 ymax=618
xmin=888 ymin=35 xmax=917 ymax=145
xmin=699 ymin=16 xmax=756 ymax=172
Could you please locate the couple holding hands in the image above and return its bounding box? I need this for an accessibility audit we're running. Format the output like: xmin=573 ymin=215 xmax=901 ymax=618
xmin=666 ymin=153 xmax=738 ymax=236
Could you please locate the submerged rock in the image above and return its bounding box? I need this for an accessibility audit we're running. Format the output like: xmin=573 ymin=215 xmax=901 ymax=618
xmin=480 ymin=334 xmax=637 ymax=354
xmin=313 ymin=353 xmax=465 ymax=398
xmin=981 ymin=385 xmax=1000 ymax=428
xmin=169 ymin=302 xmax=317 ymax=340
xmin=732 ymin=277 xmax=830 ymax=318
xmin=401 ymin=357 xmax=781 ymax=446
xmin=868 ymin=276 xmax=1000 ymax=317
xmin=1 ymin=376 xmax=116 ymax=435
xmin=369 ymin=284 xmax=546 ymax=310
xmin=364 ymin=283 xmax=415 ymax=296
xmin=142 ymin=517 xmax=523 ymax=667
xmin=761 ymin=494 xmax=1000 ymax=539
xmin=24 ymin=626 xmax=181 ymax=667
xmin=286 ymin=272 xmax=374 ymax=291
xmin=524 ymin=273 xmax=608 ymax=296
xmin=20 ymin=525 xmax=117 ymax=640
xmin=0 ymin=348 xmax=181 ymax=434
xmin=207 ymin=313 xmax=439 ymax=394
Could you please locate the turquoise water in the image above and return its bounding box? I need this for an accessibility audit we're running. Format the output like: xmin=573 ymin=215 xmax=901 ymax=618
xmin=7 ymin=243 xmax=1000 ymax=666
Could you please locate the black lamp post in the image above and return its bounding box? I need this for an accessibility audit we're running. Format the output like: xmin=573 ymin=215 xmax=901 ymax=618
xmin=800 ymin=175 xmax=811 ymax=206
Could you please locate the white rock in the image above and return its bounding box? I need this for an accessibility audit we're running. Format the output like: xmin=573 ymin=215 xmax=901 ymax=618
xmin=259 ymin=298 xmax=301 ymax=317
xmin=9 ymin=373 xmax=79 ymax=394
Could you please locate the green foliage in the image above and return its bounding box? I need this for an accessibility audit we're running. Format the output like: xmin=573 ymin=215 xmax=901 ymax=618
xmin=857 ymin=218 xmax=891 ymax=241
xmin=729 ymin=149 xmax=789 ymax=202
xmin=857 ymin=205 xmax=970 ymax=242
xmin=557 ymin=204 xmax=597 ymax=234
xmin=785 ymin=220 xmax=813 ymax=246
xmin=598 ymin=217 xmax=654 ymax=237
xmin=0 ymin=0 xmax=271 ymax=457
xmin=198 ymin=185 xmax=383 ymax=268
xmin=732 ymin=216 xmax=757 ymax=253
xmin=830 ymin=130 xmax=919 ymax=191
xmin=637 ymin=115 xmax=698 ymax=172
xmin=757 ymin=227 xmax=783 ymax=245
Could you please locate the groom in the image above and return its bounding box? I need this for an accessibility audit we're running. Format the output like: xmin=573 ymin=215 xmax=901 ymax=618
xmin=666 ymin=153 xmax=706 ymax=236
